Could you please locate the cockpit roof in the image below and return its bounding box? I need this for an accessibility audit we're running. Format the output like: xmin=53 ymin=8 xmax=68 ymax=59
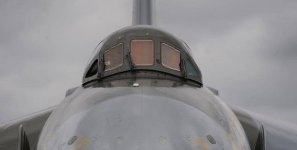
xmin=83 ymin=25 xmax=202 ymax=86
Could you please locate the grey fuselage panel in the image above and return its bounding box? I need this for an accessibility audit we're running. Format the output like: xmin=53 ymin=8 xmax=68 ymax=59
xmin=37 ymin=79 xmax=250 ymax=150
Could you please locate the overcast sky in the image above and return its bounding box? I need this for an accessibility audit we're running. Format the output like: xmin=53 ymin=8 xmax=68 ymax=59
xmin=0 ymin=0 xmax=297 ymax=126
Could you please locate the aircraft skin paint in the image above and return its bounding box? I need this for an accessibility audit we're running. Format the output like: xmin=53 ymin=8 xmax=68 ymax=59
xmin=37 ymin=79 xmax=251 ymax=150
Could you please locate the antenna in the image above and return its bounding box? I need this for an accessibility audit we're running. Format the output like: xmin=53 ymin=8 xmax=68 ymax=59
xmin=132 ymin=0 xmax=155 ymax=25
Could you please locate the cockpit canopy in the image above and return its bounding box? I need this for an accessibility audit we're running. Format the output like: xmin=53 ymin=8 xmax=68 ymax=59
xmin=83 ymin=26 xmax=202 ymax=86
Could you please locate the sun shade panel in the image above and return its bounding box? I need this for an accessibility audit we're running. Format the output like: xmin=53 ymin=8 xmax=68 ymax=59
xmin=161 ymin=43 xmax=181 ymax=71
xmin=131 ymin=40 xmax=154 ymax=66
xmin=104 ymin=43 xmax=124 ymax=71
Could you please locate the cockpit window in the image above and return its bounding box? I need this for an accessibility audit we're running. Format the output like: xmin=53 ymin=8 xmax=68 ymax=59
xmin=161 ymin=43 xmax=181 ymax=71
xmin=185 ymin=60 xmax=199 ymax=76
xmin=131 ymin=40 xmax=154 ymax=66
xmin=85 ymin=59 xmax=98 ymax=78
xmin=104 ymin=43 xmax=123 ymax=71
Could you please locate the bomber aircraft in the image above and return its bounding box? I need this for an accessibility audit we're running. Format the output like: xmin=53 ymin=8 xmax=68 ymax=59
xmin=1 ymin=0 xmax=297 ymax=150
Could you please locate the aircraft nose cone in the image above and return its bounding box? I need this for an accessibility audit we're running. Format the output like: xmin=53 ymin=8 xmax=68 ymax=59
xmin=50 ymin=94 xmax=231 ymax=150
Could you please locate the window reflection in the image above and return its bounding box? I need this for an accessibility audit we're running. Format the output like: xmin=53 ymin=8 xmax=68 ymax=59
xmin=104 ymin=43 xmax=123 ymax=71
xmin=161 ymin=43 xmax=181 ymax=71
xmin=85 ymin=59 xmax=98 ymax=77
xmin=185 ymin=60 xmax=198 ymax=76
xmin=131 ymin=40 xmax=154 ymax=66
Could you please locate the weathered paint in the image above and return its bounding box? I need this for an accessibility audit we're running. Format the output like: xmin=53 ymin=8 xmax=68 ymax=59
xmin=37 ymin=79 xmax=250 ymax=150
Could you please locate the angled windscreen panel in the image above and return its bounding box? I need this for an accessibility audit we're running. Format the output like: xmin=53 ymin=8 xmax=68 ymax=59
xmin=104 ymin=43 xmax=124 ymax=71
xmin=131 ymin=40 xmax=154 ymax=66
xmin=85 ymin=59 xmax=98 ymax=78
xmin=161 ymin=43 xmax=181 ymax=71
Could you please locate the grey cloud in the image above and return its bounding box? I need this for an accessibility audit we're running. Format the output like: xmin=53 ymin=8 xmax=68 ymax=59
xmin=157 ymin=0 xmax=297 ymax=44
xmin=0 ymin=0 xmax=132 ymax=122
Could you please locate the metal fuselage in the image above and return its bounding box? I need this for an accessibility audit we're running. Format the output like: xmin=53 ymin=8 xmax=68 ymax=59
xmin=37 ymin=78 xmax=250 ymax=150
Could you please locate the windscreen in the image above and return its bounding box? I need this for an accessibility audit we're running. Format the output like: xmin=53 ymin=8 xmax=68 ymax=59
xmin=104 ymin=43 xmax=124 ymax=71
xmin=131 ymin=40 xmax=154 ymax=66
xmin=161 ymin=43 xmax=181 ymax=71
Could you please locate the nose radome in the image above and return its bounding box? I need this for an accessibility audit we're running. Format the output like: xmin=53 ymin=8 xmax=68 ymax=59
xmin=58 ymin=94 xmax=231 ymax=150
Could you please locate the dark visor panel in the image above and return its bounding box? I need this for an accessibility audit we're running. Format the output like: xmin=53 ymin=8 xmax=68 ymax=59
xmin=131 ymin=40 xmax=154 ymax=66
xmin=161 ymin=43 xmax=181 ymax=71
xmin=104 ymin=43 xmax=123 ymax=71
